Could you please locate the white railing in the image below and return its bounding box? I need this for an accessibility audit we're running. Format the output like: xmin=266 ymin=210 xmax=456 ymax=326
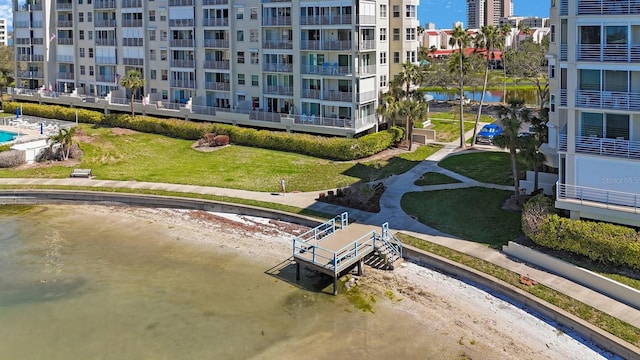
xmin=558 ymin=134 xmax=640 ymax=159
xmin=300 ymin=64 xmax=351 ymax=76
xmin=359 ymin=40 xmax=376 ymax=50
xmin=577 ymin=0 xmax=640 ymax=15
xmin=203 ymin=39 xmax=229 ymax=48
xmin=262 ymin=63 xmax=293 ymax=72
xmin=264 ymin=86 xmax=294 ymax=96
xmin=170 ymin=39 xmax=195 ymax=47
xmin=262 ymin=40 xmax=292 ymax=49
xmin=204 ymin=82 xmax=230 ymax=91
xmin=578 ymin=43 xmax=640 ymax=62
xmin=202 ymin=18 xmax=229 ymax=26
xmin=323 ymin=91 xmax=352 ymax=102
xmin=557 ymin=182 xmax=640 ymax=213
xmin=560 ymin=44 xmax=568 ymax=61
xmin=170 ymin=59 xmax=196 ymax=68
xmin=203 ymin=60 xmax=230 ymax=69
xmin=560 ymin=89 xmax=567 ymax=106
xmin=576 ymin=89 xmax=640 ymax=111
xmin=559 ymin=0 xmax=568 ymax=15
xmin=262 ymin=16 xmax=292 ymax=26
xmin=292 ymin=114 xmax=354 ymax=128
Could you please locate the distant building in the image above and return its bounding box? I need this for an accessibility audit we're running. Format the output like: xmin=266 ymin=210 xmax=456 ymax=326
xmin=0 ymin=19 xmax=8 ymax=46
xmin=500 ymin=16 xmax=550 ymax=29
xmin=467 ymin=0 xmax=513 ymax=28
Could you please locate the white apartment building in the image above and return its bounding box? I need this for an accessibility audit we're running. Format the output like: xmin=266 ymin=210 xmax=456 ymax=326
xmin=11 ymin=0 xmax=420 ymax=137
xmin=547 ymin=0 xmax=640 ymax=226
xmin=0 ymin=19 xmax=8 ymax=46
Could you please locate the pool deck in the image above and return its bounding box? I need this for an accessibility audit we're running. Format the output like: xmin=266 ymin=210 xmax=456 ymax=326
xmin=0 ymin=123 xmax=50 ymax=144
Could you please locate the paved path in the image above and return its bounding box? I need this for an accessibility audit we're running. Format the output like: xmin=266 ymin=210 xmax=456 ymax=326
xmin=1 ymin=137 xmax=640 ymax=330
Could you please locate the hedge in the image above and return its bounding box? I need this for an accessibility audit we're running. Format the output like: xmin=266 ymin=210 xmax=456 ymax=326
xmin=3 ymin=102 xmax=403 ymax=161
xmin=522 ymin=195 xmax=640 ymax=270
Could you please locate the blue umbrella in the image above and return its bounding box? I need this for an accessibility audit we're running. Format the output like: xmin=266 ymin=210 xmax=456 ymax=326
xmin=15 ymin=108 xmax=20 ymax=118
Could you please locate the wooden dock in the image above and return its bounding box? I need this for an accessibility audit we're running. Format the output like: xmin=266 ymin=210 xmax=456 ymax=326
xmin=292 ymin=212 xmax=402 ymax=295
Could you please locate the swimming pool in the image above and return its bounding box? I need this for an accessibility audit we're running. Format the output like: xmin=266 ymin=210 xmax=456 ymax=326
xmin=0 ymin=130 xmax=17 ymax=143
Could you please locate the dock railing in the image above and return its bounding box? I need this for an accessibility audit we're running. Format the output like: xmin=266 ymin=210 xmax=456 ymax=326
xmin=380 ymin=222 xmax=403 ymax=259
xmin=292 ymin=212 xmax=348 ymax=244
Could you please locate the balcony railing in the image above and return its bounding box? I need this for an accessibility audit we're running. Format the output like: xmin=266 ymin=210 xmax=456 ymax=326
xmin=262 ymin=40 xmax=292 ymax=49
xmin=95 ymin=75 xmax=115 ymax=82
xmin=57 ymin=38 xmax=74 ymax=45
xmin=560 ymin=89 xmax=567 ymax=106
xmin=170 ymin=59 xmax=196 ymax=68
xmin=122 ymin=19 xmax=143 ymax=27
xmin=170 ymin=39 xmax=195 ymax=47
xmin=576 ymin=89 xmax=640 ymax=111
xmin=95 ymin=19 xmax=117 ymax=27
xmin=560 ymin=0 xmax=568 ymax=15
xmin=56 ymin=2 xmax=73 ymax=10
xmin=123 ymin=58 xmax=144 ymax=66
xmin=58 ymin=72 xmax=75 ymax=80
xmin=579 ymin=43 xmax=640 ymax=62
xmin=203 ymin=60 xmax=230 ymax=69
xmin=95 ymin=56 xmax=117 ymax=64
xmin=262 ymin=17 xmax=291 ymax=26
xmin=17 ymin=71 xmax=44 ymax=78
xmin=203 ymin=39 xmax=229 ymax=47
xmin=324 ymin=91 xmax=353 ymax=102
xmin=292 ymin=114 xmax=356 ymax=128
xmin=264 ymin=86 xmax=293 ymax=96
xmin=122 ymin=38 xmax=143 ymax=46
xmin=203 ymin=0 xmax=228 ymax=5
xmin=558 ymin=134 xmax=640 ymax=160
xmin=57 ymin=20 xmax=73 ymax=28
xmin=300 ymin=89 xmax=321 ymax=99
xmin=191 ymin=105 xmax=216 ymax=116
xmin=16 ymin=3 xmax=43 ymax=11
xmin=299 ymin=15 xmax=352 ymax=25
xmin=94 ymin=0 xmax=116 ymax=9
xmin=122 ymin=0 xmax=142 ymax=8
xmin=204 ymin=82 xmax=230 ymax=91
xmin=560 ymin=44 xmax=568 ymax=61
xmin=17 ymin=55 xmax=45 ymax=62
xmin=357 ymin=15 xmax=376 ymax=25
xmin=169 ymin=19 xmax=195 ymax=27
xmin=577 ymin=0 xmax=640 ymax=15
xmin=324 ymin=40 xmax=352 ymax=51
xmin=557 ymin=182 xmax=640 ymax=213
xmin=359 ymin=64 xmax=376 ymax=76
xmin=263 ymin=63 xmax=293 ymax=72
xmin=357 ymin=90 xmax=377 ymax=102
xmin=249 ymin=111 xmax=282 ymax=122
xmin=170 ymin=0 xmax=195 ymax=6
xmin=359 ymin=40 xmax=375 ymax=51
xmin=202 ymin=18 xmax=229 ymax=26
xmin=96 ymin=38 xmax=116 ymax=46
xmin=170 ymin=79 xmax=197 ymax=88
xmin=300 ymin=64 xmax=351 ymax=76
xmin=57 ymin=55 xmax=74 ymax=62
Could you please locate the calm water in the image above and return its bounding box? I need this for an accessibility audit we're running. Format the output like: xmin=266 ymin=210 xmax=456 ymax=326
xmin=0 ymin=130 xmax=17 ymax=143
xmin=0 ymin=205 xmax=439 ymax=360
xmin=427 ymin=89 xmax=539 ymax=105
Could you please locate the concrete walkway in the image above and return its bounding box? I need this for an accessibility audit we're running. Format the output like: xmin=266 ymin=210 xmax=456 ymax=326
xmin=1 ymin=140 xmax=640 ymax=330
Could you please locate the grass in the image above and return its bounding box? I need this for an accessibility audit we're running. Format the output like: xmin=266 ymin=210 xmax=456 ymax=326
xmin=427 ymin=119 xmax=477 ymax=143
xmin=396 ymin=232 xmax=640 ymax=347
xmin=0 ymin=125 xmax=442 ymax=192
xmin=401 ymin=187 xmax=521 ymax=247
xmin=414 ymin=172 xmax=461 ymax=186
xmin=438 ymin=151 xmax=525 ymax=186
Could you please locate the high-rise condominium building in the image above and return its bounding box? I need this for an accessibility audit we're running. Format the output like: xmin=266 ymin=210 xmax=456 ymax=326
xmin=0 ymin=19 xmax=8 ymax=46
xmin=546 ymin=0 xmax=640 ymax=227
xmin=12 ymin=0 xmax=420 ymax=137
xmin=467 ymin=0 xmax=512 ymax=28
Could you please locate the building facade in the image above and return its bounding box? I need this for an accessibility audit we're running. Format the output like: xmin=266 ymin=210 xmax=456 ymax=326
xmin=12 ymin=0 xmax=420 ymax=137
xmin=467 ymin=0 xmax=512 ymax=28
xmin=0 ymin=19 xmax=8 ymax=46
xmin=546 ymin=0 xmax=640 ymax=226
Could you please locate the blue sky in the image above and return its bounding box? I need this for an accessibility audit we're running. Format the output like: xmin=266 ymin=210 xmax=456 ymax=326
xmin=0 ymin=1 xmax=11 ymax=29
xmin=419 ymin=0 xmax=550 ymax=29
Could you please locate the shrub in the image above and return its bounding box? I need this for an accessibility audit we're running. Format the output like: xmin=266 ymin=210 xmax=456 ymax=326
xmin=213 ymin=135 xmax=229 ymax=146
xmin=0 ymin=150 xmax=26 ymax=168
xmin=0 ymin=144 xmax=11 ymax=153
xmin=521 ymin=194 xmax=555 ymax=238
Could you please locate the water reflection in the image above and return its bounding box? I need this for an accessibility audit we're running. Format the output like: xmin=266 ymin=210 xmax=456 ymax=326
xmin=427 ymin=89 xmax=539 ymax=105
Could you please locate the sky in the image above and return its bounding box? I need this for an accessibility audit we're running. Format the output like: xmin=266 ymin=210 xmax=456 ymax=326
xmin=0 ymin=1 xmax=11 ymax=30
xmin=419 ymin=0 xmax=550 ymax=29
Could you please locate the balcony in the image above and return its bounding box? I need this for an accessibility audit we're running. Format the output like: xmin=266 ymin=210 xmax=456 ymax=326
xmin=170 ymin=39 xmax=195 ymax=47
xmin=204 ymin=82 xmax=230 ymax=91
xmin=203 ymin=60 xmax=230 ymax=69
xmin=250 ymin=111 xmax=282 ymax=122
xmin=300 ymin=40 xmax=321 ymax=50
xmin=58 ymin=72 xmax=75 ymax=80
xmin=262 ymin=0 xmax=291 ymax=3
xmin=300 ymin=15 xmax=352 ymax=25
xmin=558 ymin=134 xmax=640 ymax=160
xmin=57 ymin=38 xmax=74 ymax=45
xmin=123 ymin=58 xmax=144 ymax=66
xmin=171 ymin=59 xmax=196 ymax=68
xmin=170 ymin=0 xmax=194 ymax=5
xmin=202 ymin=18 xmax=229 ymax=26
xmin=122 ymin=19 xmax=143 ymax=27
xmin=56 ymin=1 xmax=73 ymax=10
xmin=300 ymin=89 xmax=321 ymax=99
xmin=95 ymin=19 xmax=117 ymax=27
xmin=191 ymin=105 xmax=216 ymax=116
xmin=560 ymin=89 xmax=567 ymax=106
xmin=359 ymin=64 xmax=376 ymax=76
xmin=292 ymin=114 xmax=355 ymax=128
xmin=560 ymin=44 xmax=568 ymax=61
xmin=576 ymin=89 xmax=640 ymax=111
xmin=557 ymin=183 xmax=640 ymax=214
xmin=577 ymin=0 xmax=640 ymax=15
xmin=57 ymin=20 xmax=73 ymax=28
xmin=300 ymin=64 xmax=351 ymax=76
xmin=169 ymin=19 xmax=195 ymax=27
xmin=324 ymin=40 xmax=352 ymax=51
xmin=204 ymin=39 xmax=229 ymax=47
xmin=264 ymin=86 xmax=294 ymax=96
xmin=323 ymin=91 xmax=352 ymax=102
xmin=357 ymin=15 xmax=375 ymax=25
xmin=263 ymin=63 xmax=293 ymax=72
xmin=170 ymin=79 xmax=197 ymax=88
xmin=95 ymin=56 xmax=117 ymax=64
xmin=57 ymin=55 xmax=74 ymax=62
xmin=262 ymin=17 xmax=292 ymax=26
xmin=96 ymin=38 xmax=116 ymax=46
xmin=203 ymin=0 xmax=228 ymax=5
xmin=16 ymin=3 xmax=43 ymax=11
xmin=122 ymin=38 xmax=143 ymax=46
xmin=17 ymin=71 xmax=44 ymax=78
xmin=357 ymin=90 xmax=377 ymax=102
xmin=263 ymin=40 xmax=292 ymax=49
xmin=560 ymin=0 xmax=568 ymax=15
xmin=96 ymin=75 xmax=115 ymax=82
xmin=121 ymin=0 xmax=142 ymax=8
xmin=359 ymin=40 xmax=375 ymax=51
xmin=94 ymin=0 xmax=116 ymax=9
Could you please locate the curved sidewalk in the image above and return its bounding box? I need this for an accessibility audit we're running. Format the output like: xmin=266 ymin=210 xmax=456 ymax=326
xmin=1 ymin=145 xmax=640 ymax=330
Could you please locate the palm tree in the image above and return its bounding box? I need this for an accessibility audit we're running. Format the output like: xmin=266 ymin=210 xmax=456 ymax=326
xmin=49 ymin=127 xmax=76 ymax=161
xmin=119 ymin=69 xmax=145 ymax=117
xmin=376 ymin=90 xmax=401 ymax=128
xmin=449 ymin=25 xmax=472 ymax=148
xmin=493 ymin=98 xmax=530 ymax=203
xmin=501 ymin=23 xmax=512 ymax=99
xmin=519 ymin=135 xmax=546 ymax=193
xmin=398 ymin=99 xmax=428 ymax=151
xmin=471 ymin=25 xmax=504 ymax=146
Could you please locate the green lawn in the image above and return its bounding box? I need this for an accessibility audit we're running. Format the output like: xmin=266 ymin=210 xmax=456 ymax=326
xmin=438 ymin=151 xmax=525 ymax=186
xmin=414 ymin=172 xmax=461 ymax=186
xmin=401 ymin=187 xmax=521 ymax=247
xmin=0 ymin=125 xmax=442 ymax=192
xmin=427 ymin=119 xmax=477 ymax=143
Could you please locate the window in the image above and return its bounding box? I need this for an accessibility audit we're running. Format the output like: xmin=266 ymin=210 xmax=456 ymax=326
xmin=250 ymin=7 xmax=258 ymax=20
xmin=236 ymin=7 xmax=244 ymax=20
xmin=250 ymin=29 xmax=258 ymax=42
xmin=89 ymin=48 xmax=93 ymax=58
xmin=237 ymin=94 xmax=245 ymax=103
xmin=550 ymin=25 xmax=555 ymax=43
xmin=88 ymin=31 xmax=93 ymax=40
xmin=550 ymin=94 xmax=555 ymax=112
xmin=150 ymin=49 xmax=156 ymax=60
xmin=380 ymin=75 xmax=387 ymax=87
xmin=549 ymin=65 xmax=555 ymax=78
xmin=380 ymin=28 xmax=387 ymax=41
xmin=579 ymin=69 xmax=600 ymax=90
xmin=393 ymin=28 xmax=400 ymax=41
xmin=148 ymin=29 xmax=156 ymax=41
xmin=238 ymin=73 xmax=245 ymax=85
xmin=150 ymin=70 xmax=157 ymax=80
xmin=393 ymin=5 xmax=400 ymax=17
xmin=250 ymin=51 xmax=259 ymax=64
xmin=380 ymin=4 xmax=387 ymax=17
xmin=237 ymin=30 xmax=244 ymax=41
xmin=237 ymin=51 xmax=245 ymax=64
xmin=252 ymin=75 xmax=259 ymax=86
xmin=580 ymin=26 xmax=600 ymax=45
xmin=89 ymin=66 xmax=94 ymax=76
xmin=161 ymin=31 xmax=167 ymax=41
xmin=406 ymin=51 xmax=416 ymax=62
xmin=149 ymin=10 xmax=156 ymax=22
xmin=161 ymin=69 xmax=168 ymax=80
xmin=406 ymin=28 xmax=416 ymax=40
xmin=79 ymin=30 xmax=85 ymax=40
xmin=79 ymin=13 xmax=84 ymax=22
xmin=80 ymin=65 xmax=85 ymax=75
xmin=162 ymin=90 xmax=168 ymax=100
xmin=405 ymin=5 xmax=416 ymax=18
xmin=79 ymin=48 xmax=85 ymax=57
xmin=151 ymin=88 xmax=157 ymax=94
xmin=393 ymin=52 xmax=400 ymax=63
xmin=160 ymin=8 xmax=167 ymax=21
xmin=161 ymin=50 xmax=167 ymax=61
xmin=380 ymin=52 xmax=386 ymax=64
xmin=606 ymin=26 xmax=627 ymax=45
xmin=88 ymin=12 xmax=92 ymax=22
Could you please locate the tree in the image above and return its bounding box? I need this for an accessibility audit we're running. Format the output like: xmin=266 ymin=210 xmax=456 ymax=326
xmin=449 ymin=25 xmax=472 ymax=148
xmin=500 ymin=23 xmax=512 ymax=99
xmin=493 ymin=98 xmax=530 ymax=202
xmin=119 ymin=69 xmax=145 ymax=117
xmin=503 ymin=38 xmax=549 ymax=109
xmin=398 ymin=99 xmax=428 ymax=151
xmin=471 ymin=25 xmax=505 ymax=146
xmin=519 ymin=135 xmax=546 ymax=193
xmin=49 ymin=127 xmax=76 ymax=161
xmin=388 ymin=62 xmax=425 ymax=148
xmin=376 ymin=89 xmax=402 ymax=128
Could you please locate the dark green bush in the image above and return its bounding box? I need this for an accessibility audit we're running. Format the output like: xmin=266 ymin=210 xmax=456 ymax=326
xmin=3 ymin=102 xmax=399 ymax=160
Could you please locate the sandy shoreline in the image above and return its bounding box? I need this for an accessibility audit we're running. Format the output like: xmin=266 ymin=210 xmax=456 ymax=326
xmin=92 ymin=205 xmax=616 ymax=360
